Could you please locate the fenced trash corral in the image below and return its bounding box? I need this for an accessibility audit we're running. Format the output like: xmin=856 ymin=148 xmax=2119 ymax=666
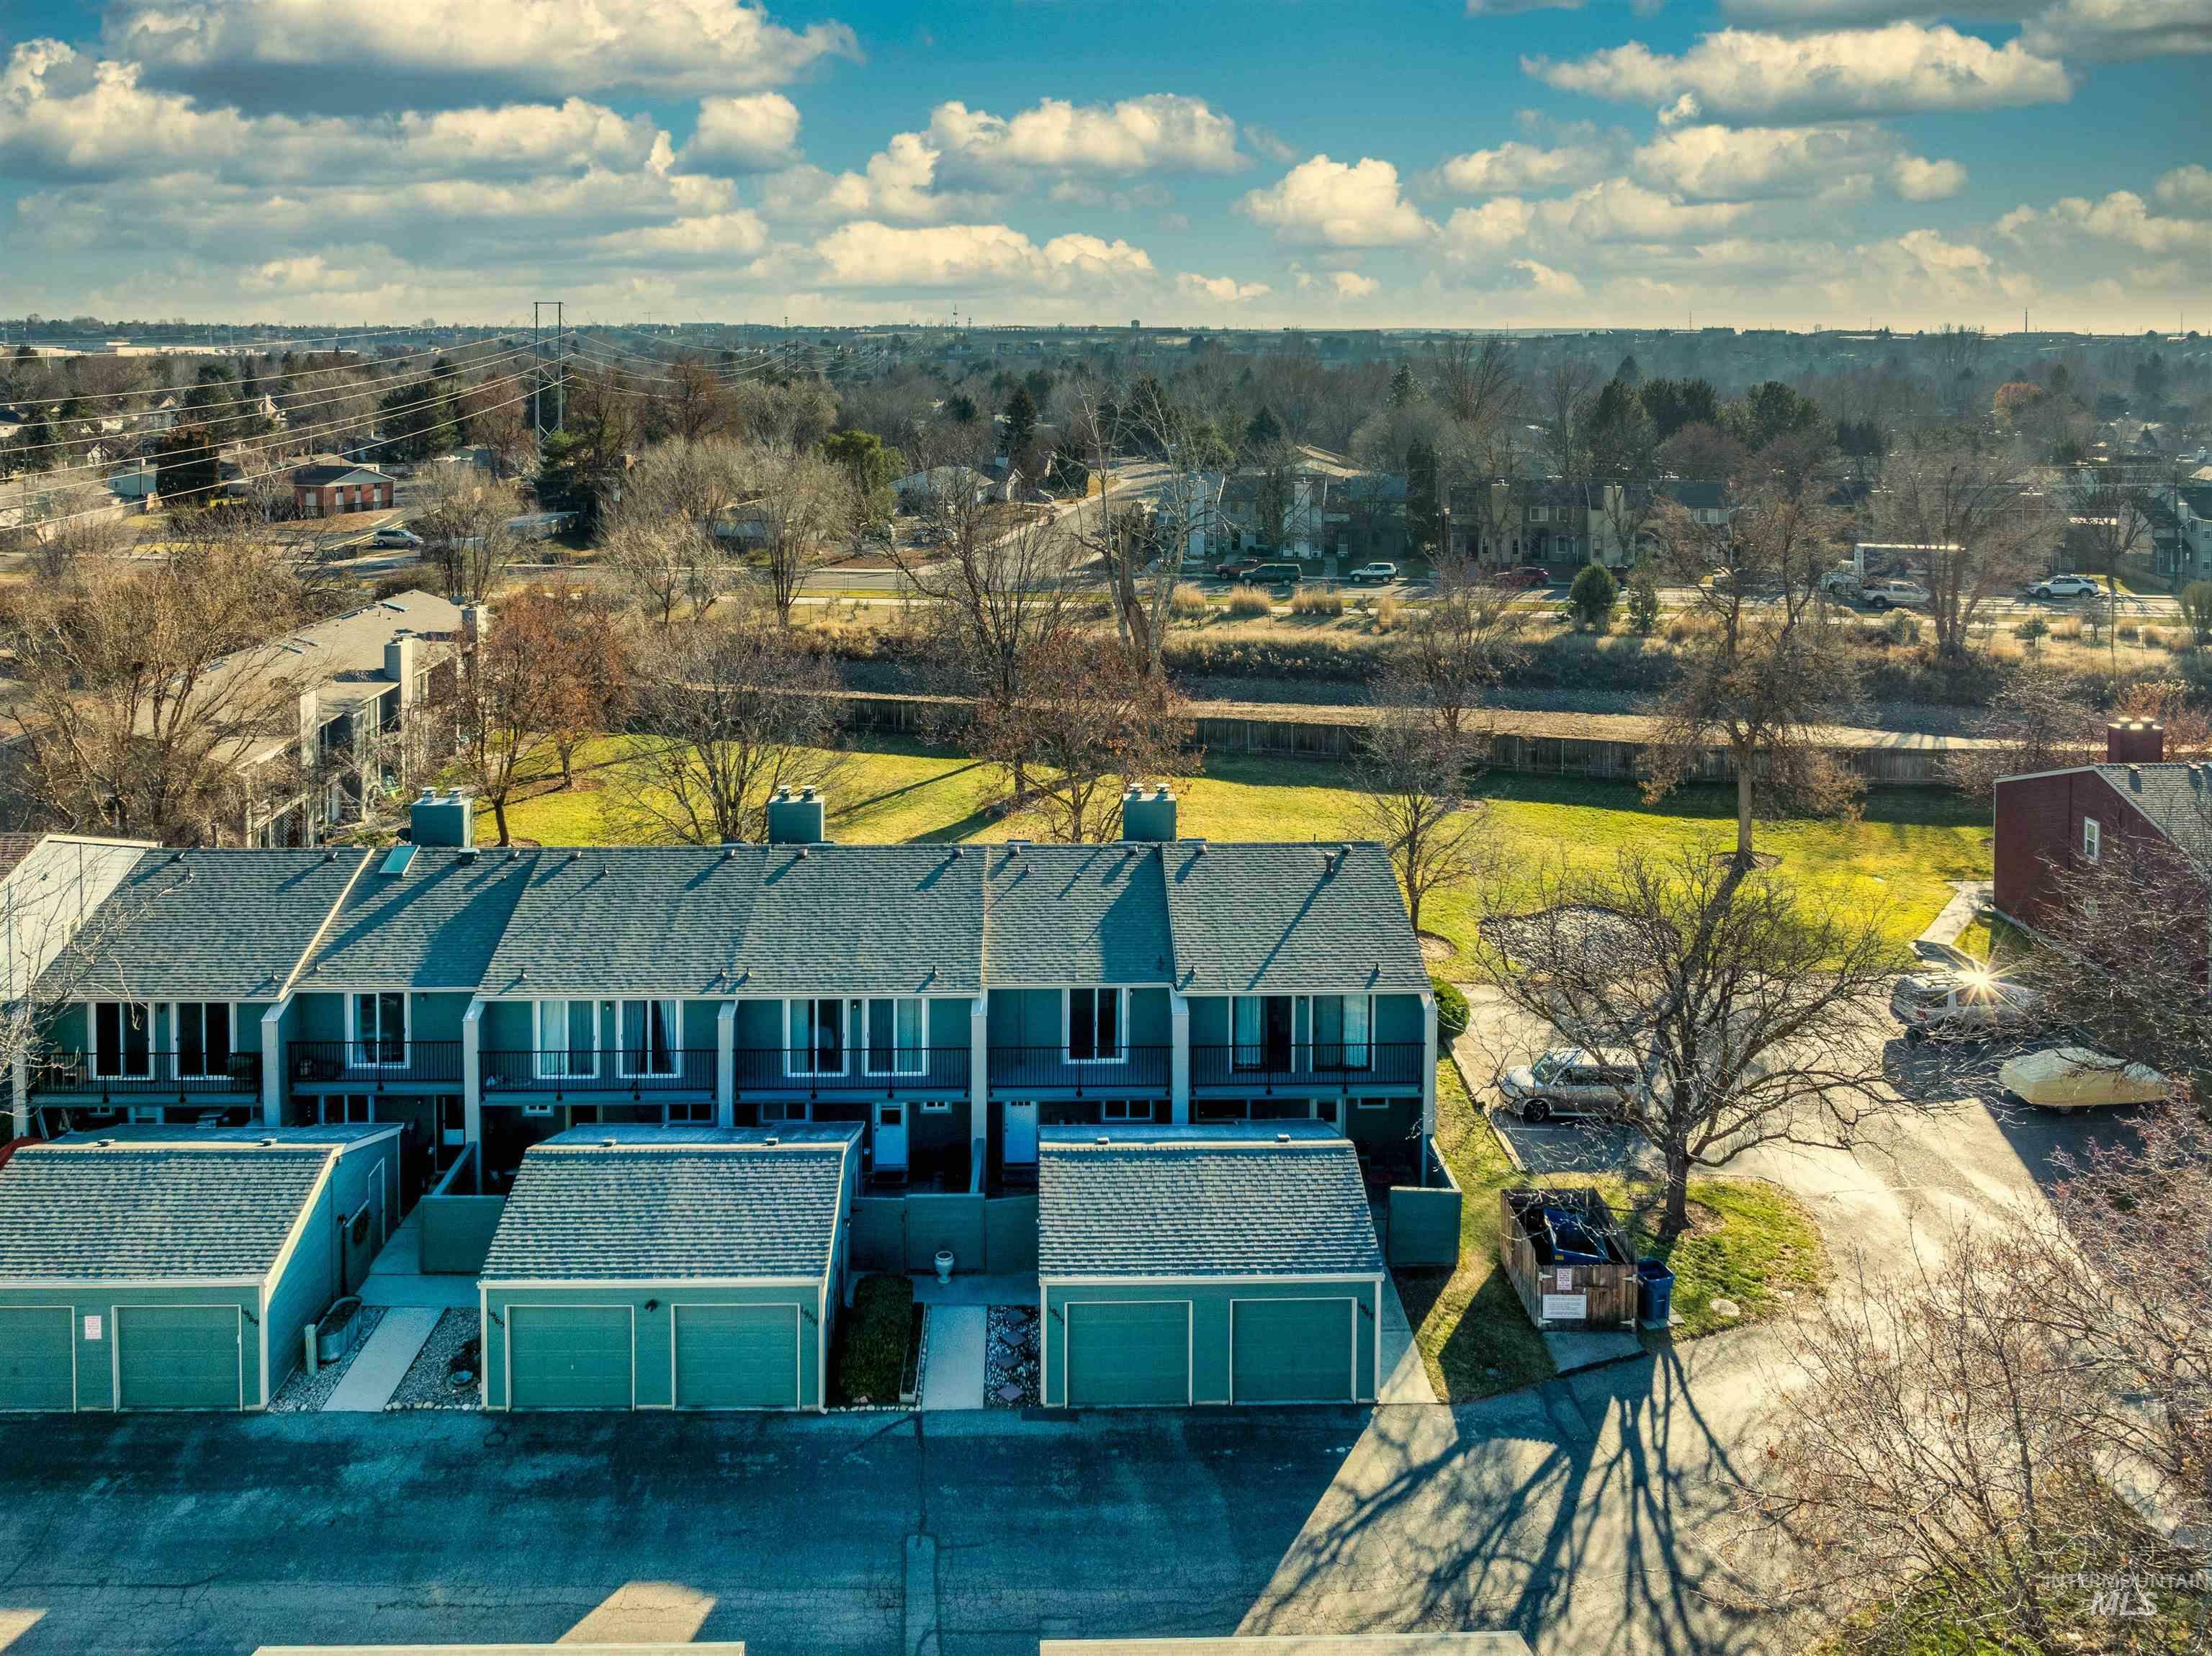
xmin=1500 ymin=1187 xmax=1638 ymax=1330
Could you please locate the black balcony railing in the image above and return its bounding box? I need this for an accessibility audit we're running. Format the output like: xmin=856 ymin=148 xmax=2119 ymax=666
xmin=30 ymin=1050 xmax=261 ymax=1097
xmin=480 ymin=1049 xmax=717 ymax=1095
xmin=733 ymin=1046 xmax=968 ymax=1096
xmin=287 ymin=1039 xmax=462 ymax=1086
xmin=1190 ymin=1042 xmax=1425 ymax=1091
xmin=986 ymin=1045 xmax=1172 ymax=1094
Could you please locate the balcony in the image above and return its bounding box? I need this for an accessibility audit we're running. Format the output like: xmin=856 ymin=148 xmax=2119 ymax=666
xmin=288 ymin=1039 xmax=462 ymax=1088
xmin=986 ymin=1045 xmax=1172 ymax=1096
xmin=481 ymin=1048 xmax=717 ymax=1098
xmin=1191 ymin=1042 xmax=1425 ymax=1094
xmin=733 ymin=1046 xmax=968 ymax=1099
xmin=30 ymin=1050 xmax=261 ymax=1099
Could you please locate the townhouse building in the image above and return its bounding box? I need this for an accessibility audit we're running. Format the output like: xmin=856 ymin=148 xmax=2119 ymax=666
xmin=17 ymin=785 xmax=1438 ymax=1209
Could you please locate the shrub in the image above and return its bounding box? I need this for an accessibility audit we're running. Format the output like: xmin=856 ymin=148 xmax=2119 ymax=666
xmin=2049 ymin=616 xmax=2084 ymax=642
xmin=1168 ymin=582 xmax=1211 ymax=620
xmin=2015 ymin=616 xmax=2049 ymax=648
xmin=1568 ymin=562 xmax=1619 ymax=631
xmin=1432 ymin=977 xmax=1470 ymax=1040
xmin=2117 ymin=621 xmax=2141 ymax=642
xmin=1226 ymin=590 xmax=1274 ymax=619
xmin=1627 ymin=564 xmax=1661 ymax=636
xmin=2182 ymin=581 xmax=2212 ymax=645
xmin=832 ymin=1273 xmax=914 ymax=1405
xmin=1373 ymin=595 xmax=1404 ymax=632
xmin=1883 ymin=608 xmax=1923 ymax=645
xmin=1290 ymin=586 xmax=1345 ymax=617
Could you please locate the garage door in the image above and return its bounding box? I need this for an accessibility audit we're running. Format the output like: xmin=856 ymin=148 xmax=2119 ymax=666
xmin=114 ymin=1305 xmax=242 ymax=1410
xmin=1232 ymin=1297 xmax=1355 ymax=1403
xmin=1066 ymin=1300 xmax=1190 ymax=1407
xmin=0 ymin=1307 xmax=76 ymax=1411
xmin=507 ymin=1305 xmax=634 ymax=1410
xmin=673 ymin=1303 xmax=801 ymax=1409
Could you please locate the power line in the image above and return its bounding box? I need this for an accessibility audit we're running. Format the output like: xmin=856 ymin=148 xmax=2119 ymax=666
xmin=0 ymin=328 xmax=531 ymax=412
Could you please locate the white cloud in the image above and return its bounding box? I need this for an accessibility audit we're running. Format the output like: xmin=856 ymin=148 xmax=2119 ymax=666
xmin=1632 ymin=122 xmax=1961 ymax=201
xmin=589 ymin=210 xmax=770 ymax=263
xmin=1178 ymin=272 xmax=1271 ymax=302
xmin=686 ymin=93 xmax=800 ymax=172
xmin=1238 ymin=155 xmax=1433 ymax=247
xmin=809 ymin=221 xmax=1153 ymax=289
xmin=1442 ymin=197 xmax=1537 ymax=253
xmin=1331 ymin=271 xmax=1380 ymax=297
xmin=2000 ymin=191 xmax=2212 ymax=256
xmin=2154 ymin=163 xmax=2212 ymax=213
xmin=1538 ymin=178 xmax=1750 ymax=240
xmin=2021 ymin=0 xmax=2212 ymax=60
xmin=1511 ymin=258 xmax=1585 ymax=296
xmin=925 ymin=95 xmax=1240 ymax=184
xmin=1529 ymin=24 xmax=2072 ymax=120
xmin=104 ymin=0 xmax=858 ymax=107
xmin=1436 ymin=139 xmax=1612 ymax=193
xmin=1892 ymin=153 xmax=1966 ymax=200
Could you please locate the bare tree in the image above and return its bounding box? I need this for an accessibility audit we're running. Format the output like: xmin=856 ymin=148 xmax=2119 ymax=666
xmin=436 ymin=592 xmax=571 ymax=845
xmin=1944 ymin=663 xmax=2094 ymax=801
xmin=2063 ymin=476 xmax=2154 ymax=668
xmin=1643 ymin=491 xmax=1866 ymax=869
xmin=895 ymin=481 xmax=1084 ymax=706
xmin=1429 ymin=335 xmax=1521 ymax=434
xmin=1877 ymin=437 xmax=2056 ymax=660
xmin=1383 ymin=559 xmax=1523 ymax=748
xmin=413 ymin=467 xmax=521 ymax=603
xmin=531 ymin=588 xmax=627 ymax=789
xmin=1471 ymin=844 xmax=1904 ymax=1239
xmin=746 ymin=444 xmax=854 ymax=624
xmin=1352 ymin=705 xmax=1490 ymax=938
xmin=608 ymin=603 xmax=847 ymax=845
xmin=1537 ymin=357 xmax=1599 ymax=480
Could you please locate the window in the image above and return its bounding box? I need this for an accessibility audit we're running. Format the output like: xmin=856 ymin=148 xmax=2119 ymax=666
xmin=788 ymin=998 xmax=846 ymax=1076
xmin=1066 ymin=988 xmax=1123 ymax=1063
xmin=865 ymin=997 xmax=927 ymax=1076
xmin=1312 ymin=994 xmax=1372 ymax=1070
xmin=322 ymin=1094 xmax=375 ymax=1125
xmin=1102 ymin=1099 xmax=1156 ymax=1122
xmin=2082 ymin=816 xmax=2102 ymax=863
xmin=665 ymin=1100 xmax=714 ymax=1124
xmin=761 ymin=1099 xmax=809 ymax=1122
xmin=349 ymin=992 xmax=407 ymax=1066
xmin=172 ymin=1002 xmax=233 ymax=1080
xmin=619 ymin=999 xmax=680 ymax=1077
xmin=92 ymin=1001 xmax=151 ymax=1079
xmin=535 ymin=999 xmax=598 ymax=1079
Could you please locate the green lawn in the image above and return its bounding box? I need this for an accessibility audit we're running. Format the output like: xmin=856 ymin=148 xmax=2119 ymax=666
xmin=473 ymin=737 xmax=1992 ymax=968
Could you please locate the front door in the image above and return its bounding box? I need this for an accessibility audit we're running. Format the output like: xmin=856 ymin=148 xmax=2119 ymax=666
xmin=1003 ymin=1100 xmax=1039 ymax=1166
xmin=872 ymin=1102 xmax=908 ymax=1173
xmin=1264 ymin=996 xmax=1295 ymax=1069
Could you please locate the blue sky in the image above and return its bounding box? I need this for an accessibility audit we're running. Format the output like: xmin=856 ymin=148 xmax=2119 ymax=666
xmin=1 ymin=0 xmax=2206 ymax=328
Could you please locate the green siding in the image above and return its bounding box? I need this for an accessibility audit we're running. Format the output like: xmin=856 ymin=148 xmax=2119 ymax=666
xmin=414 ymin=993 xmax=470 ymax=1043
xmin=295 ymin=993 xmax=345 ymax=1042
xmin=0 ymin=1306 xmax=75 ymax=1411
xmin=50 ymin=1002 xmax=89 ymax=1050
xmin=1128 ymin=987 xmax=1171 ymax=1045
xmin=1188 ymin=996 xmax=1229 ymax=1045
xmin=483 ymin=1282 xmax=825 ymax=1410
xmin=1231 ymin=1297 xmax=1356 ymax=1403
xmin=482 ymin=999 xmax=534 ymax=1050
xmin=988 ymin=988 xmax=1061 ymax=1045
xmin=1046 ymin=1277 xmax=1377 ymax=1407
xmin=680 ymin=999 xmax=722 ymax=1048
xmin=1065 ymin=1300 xmax=1190 ymax=1406
xmin=927 ymin=996 xmax=972 ymax=1049
xmin=507 ymin=1304 xmax=634 ymax=1409
xmin=264 ymin=1179 xmax=339 ymax=1400
xmin=1345 ymin=1095 xmax=1420 ymax=1148
xmin=673 ymin=1303 xmax=800 ymax=1408
xmin=115 ymin=1304 xmax=244 ymax=1410
xmin=1375 ymin=993 xmax=1425 ymax=1045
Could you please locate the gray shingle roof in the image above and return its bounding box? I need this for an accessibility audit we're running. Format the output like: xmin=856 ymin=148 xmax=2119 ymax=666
xmin=480 ymin=1125 xmax=857 ymax=1281
xmin=737 ymin=845 xmax=983 ymax=996
xmin=983 ymin=844 xmax=1173 ymax=985
xmin=1038 ymin=1123 xmax=1384 ymax=1278
xmin=0 ymin=1140 xmax=338 ymax=1280
xmin=2097 ymin=763 xmax=2212 ymax=870
xmin=1159 ymin=842 xmax=1429 ymax=996
xmin=299 ymin=847 xmax=534 ymax=990
xmin=49 ymin=849 xmax=367 ymax=1001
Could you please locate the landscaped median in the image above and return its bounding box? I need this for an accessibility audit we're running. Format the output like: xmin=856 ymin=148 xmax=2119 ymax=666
xmin=1393 ymin=1059 xmax=1827 ymax=1400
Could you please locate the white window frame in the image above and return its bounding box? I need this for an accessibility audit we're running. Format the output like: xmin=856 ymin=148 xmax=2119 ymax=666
xmin=863 ymin=996 xmax=928 ymax=1077
xmin=786 ymin=998 xmax=848 ymax=1077
xmin=1064 ymin=987 xmax=1126 ymax=1065
xmin=90 ymin=1000 xmax=153 ymax=1080
xmin=169 ymin=1001 xmax=235 ymax=1081
xmin=346 ymin=991 xmax=409 ymax=1068
xmin=617 ymin=998 xmax=681 ymax=1079
xmin=534 ymin=999 xmax=598 ymax=1080
xmin=2081 ymin=816 xmax=2102 ymax=863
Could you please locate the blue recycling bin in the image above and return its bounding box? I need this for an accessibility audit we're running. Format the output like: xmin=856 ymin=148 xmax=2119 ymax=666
xmin=1637 ymin=1259 xmax=1676 ymax=1327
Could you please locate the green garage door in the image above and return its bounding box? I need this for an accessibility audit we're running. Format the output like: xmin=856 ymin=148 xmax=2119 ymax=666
xmin=673 ymin=1303 xmax=801 ymax=1409
xmin=1066 ymin=1300 xmax=1190 ymax=1407
xmin=115 ymin=1305 xmax=242 ymax=1410
xmin=0 ymin=1307 xmax=76 ymax=1411
xmin=507 ymin=1305 xmax=634 ymax=1410
xmin=1232 ymin=1297 xmax=1356 ymax=1403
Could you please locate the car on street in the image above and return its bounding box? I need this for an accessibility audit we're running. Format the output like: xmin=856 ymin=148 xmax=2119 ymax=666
xmin=1213 ymin=557 xmax=1260 ymax=580
xmin=370 ymin=525 xmax=423 ymax=549
xmin=1349 ymin=562 xmax=1398 ymax=585
xmin=2031 ymin=573 xmax=2104 ymax=600
xmin=1857 ymin=578 xmax=1929 ymax=611
xmin=1495 ymin=565 xmax=1552 ymax=589
xmin=1496 ymin=1047 xmax=1639 ymax=1122
xmin=1890 ymin=968 xmax=2041 ymax=1042
xmin=1238 ymin=560 xmax=1303 ymax=585
xmin=1997 ymin=1046 xmax=2170 ymax=1112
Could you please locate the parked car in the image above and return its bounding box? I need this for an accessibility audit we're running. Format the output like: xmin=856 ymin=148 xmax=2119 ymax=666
xmin=1889 ymin=969 xmax=2040 ymax=1042
xmin=1349 ymin=562 xmax=1398 ymax=585
xmin=2031 ymin=573 xmax=2103 ymax=600
xmin=370 ymin=525 xmax=423 ymax=549
xmin=1997 ymin=1046 xmax=2170 ymax=1112
xmin=1496 ymin=1048 xmax=1638 ymax=1122
xmin=1495 ymin=566 xmax=1552 ymax=590
xmin=1858 ymin=579 xmax=1929 ymax=611
xmin=1213 ymin=557 xmax=1260 ymax=581
xmin=1239 ymin=561 xmax=1303 ymax=585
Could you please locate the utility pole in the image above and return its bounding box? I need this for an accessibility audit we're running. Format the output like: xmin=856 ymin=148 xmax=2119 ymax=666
xmin=532 ymin=300 xmax=564 ymax=441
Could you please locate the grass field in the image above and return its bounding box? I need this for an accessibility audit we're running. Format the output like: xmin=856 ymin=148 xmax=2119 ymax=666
xmin=476 ymin=734 xmax=1994 ymax=968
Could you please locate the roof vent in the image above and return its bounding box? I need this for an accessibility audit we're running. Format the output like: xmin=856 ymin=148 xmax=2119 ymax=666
xmin=258 ymin=1137 xmax=276 ymax=1147
xmin=1277 ymin=1132 xmax=1290 ymax=1143
xmin=568 ymin=850 xmax=582 ymax=862
xmin=94 ymin=1137 xmax=114 ymax=1147
xmin=1095 ymin=1135 xmax=1110 ymax=1146
xmin=601 ymin=1136 xmax=617 ymax=1148
xmin=764 ymin=1134 xmax=781 ymax=1147
xmin=796 ymin=846 xmax=809 ymax=860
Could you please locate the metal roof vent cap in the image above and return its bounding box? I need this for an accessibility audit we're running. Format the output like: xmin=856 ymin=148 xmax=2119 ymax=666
xmin=259 ymin=1137 xmax=276 ymax=1147
xmin=1095 ymin=1134 xmax=1110 ymax=1146
xmin=601 ymin=1136 xmax=617 ymax=1148
xmin=764 ymin=1134 xmax=781 ymax=1146
xmin=1277 ymin=1132 xmax=1291 ymax=1143
xmin=94 ymin=1137 xmax=114 ymax=1147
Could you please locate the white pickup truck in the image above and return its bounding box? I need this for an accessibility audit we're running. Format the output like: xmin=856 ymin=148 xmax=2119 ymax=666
xmin=1821 ymin=567 xmax=1930 ymax=610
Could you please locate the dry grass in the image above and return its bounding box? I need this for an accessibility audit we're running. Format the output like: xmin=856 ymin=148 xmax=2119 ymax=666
xmin=1372 ymin=594 xmax=1404 ymax=631
xmin=1168 ymin=582 xmax=1211 ymax=620
xmin=1290 ymin=587 xmax=1345 ymax=618
xmin=2049 ymin=616 xmax=2085 ymax=642
xmin=1225 ymin=590 xmax=1274 ymax=619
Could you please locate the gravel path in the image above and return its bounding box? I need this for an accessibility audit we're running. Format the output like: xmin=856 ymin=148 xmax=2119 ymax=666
xmin=268 ymin=1306 xmax=387 ymax=1413
xmin=387 ymin=1308 xmax=481 ymax=1410
xmin=984 ymin=1305 xmax=1038 ymax=1409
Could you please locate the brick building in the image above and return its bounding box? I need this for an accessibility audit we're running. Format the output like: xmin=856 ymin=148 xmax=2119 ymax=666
xmin=291 ymin=458 xmax=397 ymax=517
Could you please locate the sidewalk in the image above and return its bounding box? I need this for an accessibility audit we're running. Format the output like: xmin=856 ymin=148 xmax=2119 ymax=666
xmin=323 ymin=1306 xmax=442 ymax=1411
xmin=919 ymin=1304 xmax=987 ymax=1411
xmin=356 ymin=1215 xmax=477 ymax=1310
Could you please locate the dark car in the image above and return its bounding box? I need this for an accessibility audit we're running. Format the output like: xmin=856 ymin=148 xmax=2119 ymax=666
xmin=1213 ymin=557 xmax=1260 ymax=580
xmin=1495 ymin=565 xmax=1552 ymax=589
xmin=1239 ymin=561 xmax=1303 ymax=585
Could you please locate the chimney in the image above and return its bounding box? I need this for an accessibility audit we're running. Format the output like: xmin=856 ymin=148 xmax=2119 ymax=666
xmin=410 ymin=787 xmax=475 ymax=848
xmin=2107 ymin=721 xmax=2165 ymax=765
xmin=765 ymin=784 xmax=826 ymax=845
xmin=1120 ymin=784 xmax=1178 ymax=842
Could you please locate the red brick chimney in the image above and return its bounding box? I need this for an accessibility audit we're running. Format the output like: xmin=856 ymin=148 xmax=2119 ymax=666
xmin=2106 ymin=720 xmax=2166 ymax=764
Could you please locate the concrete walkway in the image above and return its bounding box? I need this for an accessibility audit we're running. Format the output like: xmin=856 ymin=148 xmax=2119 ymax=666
xmin=1920 ymin=879 xmax=1995 ymax=949
xmin=911 ymin=1272 xmax=1036 ymax=1308
xmin=357 ymin=1216 xmax=477 ymax=1310
xmin=1375 ymin=1271 xmax=1439 ymax=1405
xmin=919 ymin=1304 xmax=989 ymax=1411
xmin=323 ymin=1305 xmax=442 ymax=1412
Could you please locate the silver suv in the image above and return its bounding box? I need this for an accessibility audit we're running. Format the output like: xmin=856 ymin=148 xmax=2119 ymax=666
xmin=1890 ymin=971 xmax=2040 ymax=1043
xmin=1496 ymin=1048 xmax=1638 ymax=1122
